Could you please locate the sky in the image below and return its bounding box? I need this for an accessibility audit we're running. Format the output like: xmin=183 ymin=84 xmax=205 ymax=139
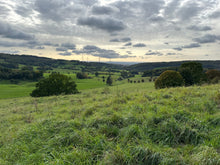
xmin=0 ymin=0 xmax=220 ymax=62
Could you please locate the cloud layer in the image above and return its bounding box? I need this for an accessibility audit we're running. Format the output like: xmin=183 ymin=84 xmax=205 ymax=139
xmin=0 ymin=0 xmax=219 ymax=61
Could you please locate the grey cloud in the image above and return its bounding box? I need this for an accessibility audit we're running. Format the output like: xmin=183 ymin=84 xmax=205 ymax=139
xmin=182 ymin=43 xmax=201 ymax=49
xmin=145 ymin=51 xmax=163 ymax=56
xmin=34 ymin=0 xmax=91 ymax=22
xmin=19 ymin=40 xmax=42 ymax=49
xmin=112 ymin=0 xmax=164 ymax=20
xmin=187 ymin=25 xmax=212 ymax=31
xmin=91 ymin=5 xmax=117 ymax=15
xmin=61 ymin=43 xmax=76 ymax=50
xmin=77 ymin=16 xmax=126 ymax=33
xmin=0 ymin=21 xmax=34 ymax=40
xmin=175 ymin=27 xmax=181 ymax=31
xmin=193 ymin=34 xmax=220 ymax=43
xmin=166 ymin=53 xmax=176 ymax=56
xmin=0 ymin=50 xmax=20 ymax=54
xmin=177 ymin=2 xmax=202 ymax=21
xmin=72 ymin=50 xmax=84 ymax=55
xmin=75 ymin=0 xmax=97 ymax=6
xmin=73 ymin=45 xmax=129 ymax=59
xmin=83 ymin=45 xmax=100 ymax=54
xmin=121 ymin=37 xmax=131 ymax=42
xmin=173 ymin=47 xmax=182 ymax=51
xmin=36 ymin=46 xmax=45 ymax=50
xmin=133 ymin=43 xmax=146 ymax=47
xmin=15 ymin=5 xmax=33 ymax=17
xmin=164 ymin=0 xmax=211 ymax=23
xmin=173 ymin=43 xmax=201 ymax=51
xmin=0 ymin=39 xmax=42 ymax=49
xmin=209 ymin=11 xmax=220 ymax=19
xmin=35 ymin=0 xmax=67 ymax=21
xmin=0 ymin=5 xmax=10 ymax=16
xmin=0 ymin=40 xmax=21 ymax=47
xmin=59 ymin=51 xmax=72 ymax=56
xmin=164 ymin=0 xmax=181 ymax=18
xmin=149 ymin=15 xmax=164 ymax=22
xmin=56 ymin=47 xmax=68 ymax=52
xmin=110 ymin=37 xmax=131 ymax=42
xmin=43 ymin=42 xmax=59 ymax=47
xmin=139 ymin=0 xmax=165 ymax=18
xmin=109 ymin=39 xmax=120 ymax=42
xmin=124 ymin=42 xmax=132 ymax=46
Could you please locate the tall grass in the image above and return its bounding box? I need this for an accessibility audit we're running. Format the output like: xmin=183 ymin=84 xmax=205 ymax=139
xmin=0 ymin=83 xmax=219 ymax=164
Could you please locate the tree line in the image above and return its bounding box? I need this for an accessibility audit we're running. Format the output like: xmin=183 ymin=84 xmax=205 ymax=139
xmin=0 ymin=67 xmax=43 ymax=81
xmin=155 ymin=62 xmax=220 ymax=89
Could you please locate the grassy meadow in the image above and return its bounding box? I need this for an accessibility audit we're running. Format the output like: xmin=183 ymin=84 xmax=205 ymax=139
xmin=0 ymin=81 xmax=219 ymax=164
xmin=0 ymin=81 xmax=36 ymax=99
xmin=0 ymin=74 xmax=146 ymax=99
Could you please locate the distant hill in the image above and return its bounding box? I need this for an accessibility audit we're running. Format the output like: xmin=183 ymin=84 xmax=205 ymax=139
xmin=0 ymin=53 xmax=125 ymax=72
xmin=126 ymin=60 xmax=220 ymax=72
xmin=0 ymin=53 xmax=219 ymax=73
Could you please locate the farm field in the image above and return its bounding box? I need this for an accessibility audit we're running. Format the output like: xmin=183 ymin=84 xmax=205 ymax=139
xmin=0 ymin=76 xmax=148 ymax=99
xmin=0 ymin=82 xmax=35 ymax=99
xmin=0 ymin=83 xmax=219 ymax=164
xmin=0 ymin=79 xmax=106 ymax=99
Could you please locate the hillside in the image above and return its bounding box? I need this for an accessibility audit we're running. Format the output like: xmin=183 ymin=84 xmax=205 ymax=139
xmin=127 ymin=61 xmax=220 ymax=72
xmin=1 ymin=53 xmax=220 ymax=73
xmin=0 ymin=53 xmax=125 ymax=72
xmin=0 ymin=83 xmax=219 ymax=164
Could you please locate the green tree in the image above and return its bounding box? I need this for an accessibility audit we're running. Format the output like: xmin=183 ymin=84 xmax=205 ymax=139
xmin=155 ymin=70 xmax=184 ymax=89
xmin=95 ymin=71 xmax=99 ymax=77
xmin=30 ymin=73 xmax=78 ymax=97
xmin=76 ymin=72 xmax=88 ymax=79
xmin=106 ymin=75 xmax=113 ymax=86
xmin=206 ymin=69 xmax=220 ymax=84
xmin=180 ymin=62 xmax=204 ymax=85
xmin=121 ymin=71 xmax=134 ymax=78
xmin=179 ymin=68 xmax=193 ymax=86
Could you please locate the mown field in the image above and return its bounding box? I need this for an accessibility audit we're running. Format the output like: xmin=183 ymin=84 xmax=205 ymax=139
xmin=0 ymin=74 xmax=146 ymax=99
xmin=0 ymin=82 xmax=219 ymax=164
xmin=0 ymin=82 xmax=36 ymax=99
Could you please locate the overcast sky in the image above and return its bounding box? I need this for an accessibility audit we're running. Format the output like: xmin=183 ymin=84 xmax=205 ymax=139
xmin=0 ymin=0 xmax=220 ymax=62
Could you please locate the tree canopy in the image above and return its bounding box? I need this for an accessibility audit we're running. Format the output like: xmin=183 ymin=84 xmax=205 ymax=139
xmin=180 ymin=62 xmax=204 ymax=85
xmin=31 ymin=73 xmax=78 ymax=97
xmin=106 ymin=75 xmax=113 ymax=86
xmin=155 ymin=70 xmax=184 ymax=89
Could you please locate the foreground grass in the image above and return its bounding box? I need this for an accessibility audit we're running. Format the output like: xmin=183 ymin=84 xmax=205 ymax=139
xmin=0 ymin=83 xmax=219 ymax=164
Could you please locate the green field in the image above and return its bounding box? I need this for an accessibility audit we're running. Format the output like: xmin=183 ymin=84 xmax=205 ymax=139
xmin=0 ymin=75 xmax=148 ymax=99
xmin=0 ymin=82 xmax=35 ymax=99
xmin=0 ymin=82 xmax=219 ymax=164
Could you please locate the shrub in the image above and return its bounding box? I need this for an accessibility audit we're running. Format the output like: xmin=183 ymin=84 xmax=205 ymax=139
xmin=180 ymin=62 xmax=204 ymax=85
xmin=30 ymin=73 xmax=78 ymax=97
xmin=155 ymin=70 xmax=184 ymax=89
xmin=206 ymin=69 xmax=220 ymax=84
xmin=106 ymin=75 xmax=113 ymax=86
xmin=76 ymin=72 xmax=88 ymax=79
xmin=179 ymin=67 xmax=193 ymax=86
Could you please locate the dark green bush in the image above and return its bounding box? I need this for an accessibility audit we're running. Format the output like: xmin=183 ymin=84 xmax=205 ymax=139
xmin=206 ymin=69 xmax=220 ymax=84
xmin=180 ymin=62 xmax=205 ymax=85
xmin=30 ymin=73 xmax=78 ymax=97
xmin=155 ymin=70 xmax=184 ymax=89
xmin=76 ymin=72 xmax=88 ymax=79
xmin=106 ymin=75 xmax=113 ymax=86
